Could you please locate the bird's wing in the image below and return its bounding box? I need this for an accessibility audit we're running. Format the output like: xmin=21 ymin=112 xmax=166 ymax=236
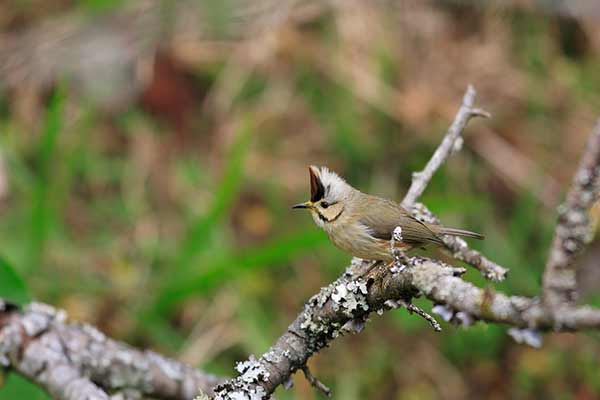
xmin=358 ymin=198 xmax=444 ymax=246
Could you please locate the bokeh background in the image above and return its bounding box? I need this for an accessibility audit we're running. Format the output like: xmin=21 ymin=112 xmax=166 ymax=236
xmin=1 ymin=1 xmax=600 ymax=399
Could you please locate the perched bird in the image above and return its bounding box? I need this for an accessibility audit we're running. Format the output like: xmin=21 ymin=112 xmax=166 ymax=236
xmin=293 ymin=166 xmax=483 ymax=262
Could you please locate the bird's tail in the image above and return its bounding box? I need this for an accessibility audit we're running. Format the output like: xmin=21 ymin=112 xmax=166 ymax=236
xmin=438 ymin=227 xmax=484 ymax=240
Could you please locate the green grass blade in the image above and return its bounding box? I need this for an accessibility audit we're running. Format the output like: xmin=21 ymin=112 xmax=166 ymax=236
xmin=152 ymin=229 xmax=327 ymax=316
xmin=0 ymin=373 xmax=49 ymax=400
xmin=174 ymin=118 xmax=253 ymax=272
xmin=28 ymin=89 xmax=63 ymax=273
xmin=0 ymin=255 xmax=30 ymax=306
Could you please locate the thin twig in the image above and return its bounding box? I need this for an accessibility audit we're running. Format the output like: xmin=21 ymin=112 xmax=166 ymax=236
xmin=542 ymin=120 xmax=600 ymax=307
xmin=404 ymin=302 xmax=442 ymax=332
xmin=301 ymin=365 xmax=332 ymax=398
xmin=398 ymin=86 xmax=508 ymax=281
xmin=401 ymin=85 xmax=490 ymax=208
xmin=411 ymin=202 xmax=509 ymax=281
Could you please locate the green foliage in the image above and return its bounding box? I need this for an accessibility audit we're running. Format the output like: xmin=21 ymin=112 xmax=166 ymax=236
xmin=442 ymin=323 xmax=505 ymax=364
xmin=296 ymin=68 xmax=374 ymax=174
xmin=3 ymin=3 xmax=600 ymax=398
xmin=0 ymin=256 xmax=29 ymax=306
xmin=0 ymin=374 xmax=49 ymax=400
xmin=173 ymin=118 xmax=253 ymax=272
xmin=27 ymin=89 xmax=63 ymax=274
xmin=79 ymin=0 xmax=124 ymax=13
xmin=152 ymin=229 xmax=327 ymax=315
xmin=510 ymin=11 xmax=549 ymax=78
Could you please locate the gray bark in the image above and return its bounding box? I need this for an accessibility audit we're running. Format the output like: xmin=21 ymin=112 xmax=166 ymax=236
xmin=0 ymin=302 xmax=225 ymax=400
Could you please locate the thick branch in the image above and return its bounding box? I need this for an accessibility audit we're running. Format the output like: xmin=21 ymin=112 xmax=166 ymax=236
xmin=4 ymin=86 xmax=594 ymax=400
xmin=409 ymin=258 xmax=600 ymax=330
xmin=213 ymin=86 xmax=515 ymax=398
xmin=213 ymin=91 xmax=600 ymax=399
xmin=213 ymin=256 xmax=600 ymax=398
xmin=542 ymin=121 xmax=600 ymax=307
xmin=0 ymin=301 xmax=225 ymax=400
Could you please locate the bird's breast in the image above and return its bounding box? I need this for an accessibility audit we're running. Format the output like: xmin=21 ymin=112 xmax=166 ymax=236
xmin=325 ymin=220 xmax=394 ymax=261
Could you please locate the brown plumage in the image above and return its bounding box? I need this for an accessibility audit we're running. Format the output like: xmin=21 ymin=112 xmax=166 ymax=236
xmin=293 ymin=166 xmax=483 ymax=262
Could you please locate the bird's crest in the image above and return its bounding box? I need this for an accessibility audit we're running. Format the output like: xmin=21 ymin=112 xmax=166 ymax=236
xmin=309 ymin=166 xmax=350 ymax=202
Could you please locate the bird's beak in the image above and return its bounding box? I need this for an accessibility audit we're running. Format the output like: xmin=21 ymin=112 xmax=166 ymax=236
xmin=292 ymin=201 xmax=312 ymax=209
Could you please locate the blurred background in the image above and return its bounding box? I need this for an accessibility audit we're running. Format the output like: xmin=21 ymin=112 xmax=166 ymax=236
xmin=1 ymin=0 xmax=600 ymax=399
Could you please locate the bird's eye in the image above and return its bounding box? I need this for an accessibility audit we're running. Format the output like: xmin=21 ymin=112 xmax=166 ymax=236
xmin=321 ymin=201 xmax=329 ymax=209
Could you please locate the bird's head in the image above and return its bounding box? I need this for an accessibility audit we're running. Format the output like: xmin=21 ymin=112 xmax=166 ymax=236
xmin=292 ymin=165 xmax=352 ymax=228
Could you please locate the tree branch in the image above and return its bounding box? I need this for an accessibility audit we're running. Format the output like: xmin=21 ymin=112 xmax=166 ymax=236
xmin=0 ymin=301 xmax=225 ymax=400
xmin=214 ymin=88 xmax=598 ymax=399
xmin=411 ymin=202 xmax=509 ymax=281
xmin=2 ymin=86 xmax=598 ymax=400
xmin=399 ymin=86 xmax=508 ymax=281
xmin=213 ymin=254 xmax=600 ymax=399
xmin=542 ymin=120 xmax=600 ymax=307
xmin=401 ymin=84 xmax=490 ymax=208
xmin=300 ymin=365 xmax=331 ymax=398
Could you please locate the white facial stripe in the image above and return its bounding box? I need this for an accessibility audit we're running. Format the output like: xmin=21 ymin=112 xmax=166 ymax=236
xmin=315 ymin=167 xmax=350 ymax=202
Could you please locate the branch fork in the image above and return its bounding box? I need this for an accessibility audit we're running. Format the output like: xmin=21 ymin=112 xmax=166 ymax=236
xmin=214 ymin=86 xmax=600 ymax=399
xmin=2 ymin=86 xmax=600 ymax=400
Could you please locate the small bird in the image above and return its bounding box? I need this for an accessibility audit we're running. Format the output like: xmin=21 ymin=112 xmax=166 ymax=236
xmin=293 ymin=166 xmax=483 ymax=262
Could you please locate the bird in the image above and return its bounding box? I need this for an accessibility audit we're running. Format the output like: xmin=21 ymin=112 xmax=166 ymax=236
xmin=292 ymin=165 xmax=483 ymax=262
